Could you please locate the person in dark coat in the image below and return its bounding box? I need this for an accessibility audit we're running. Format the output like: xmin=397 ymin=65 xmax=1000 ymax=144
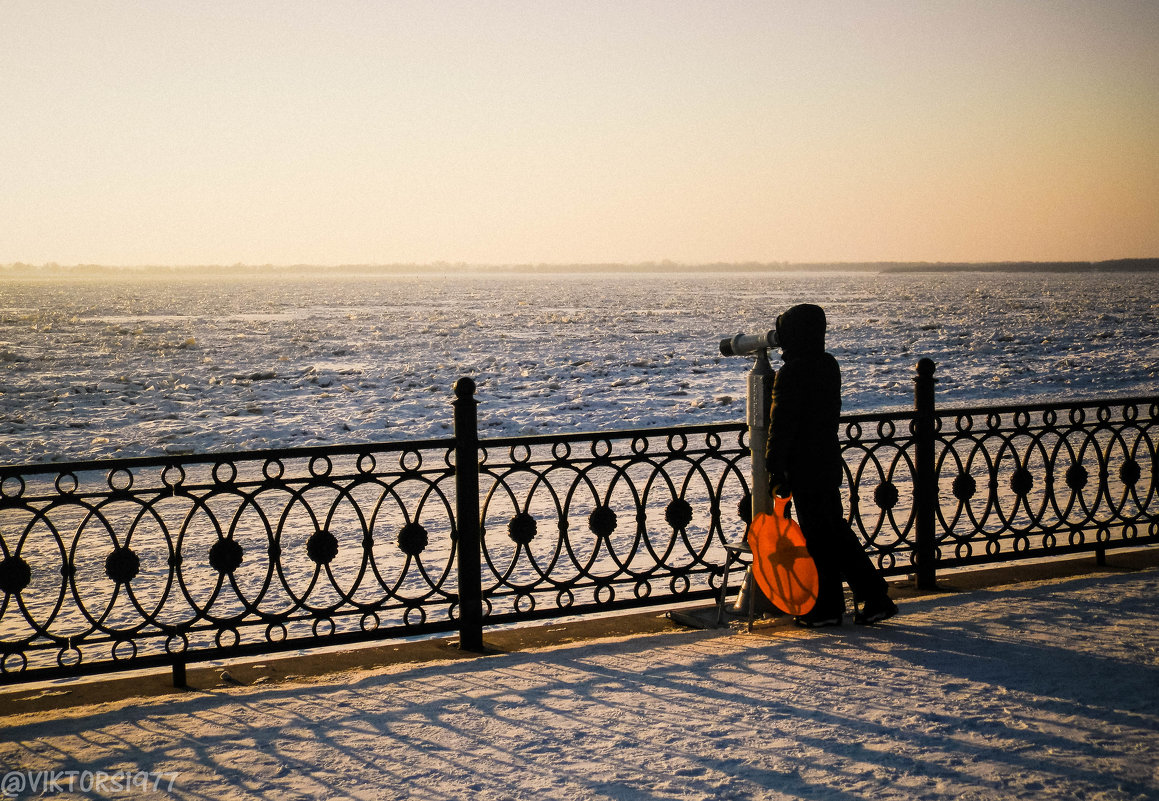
xmin=765 ymin=303 xmax=897 ymax=627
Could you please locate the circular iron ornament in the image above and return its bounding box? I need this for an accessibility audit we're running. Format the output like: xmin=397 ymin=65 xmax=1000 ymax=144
xmin=737 ymin=494 xmax=752 ymax=525
xmin=309 ymin=456 xmax=332 ymax=478
xmin=357 ymin=453 xmax=376 ymax=474
xmin=595 ymin=584 xmax=615 ymax=605
xmin=0 ymin=475 xmax=25 ymax=499
xmin=631 ymin=437 xmax=648 ymax=455
xmin=401 ymin=450 xmax=424 ymax=472
xmin=108 ymin=468 xmax=133 ymax=492
xmin=952 ymin=474 xmax=977 ymax=502
xmin=212 ymin=461 xmax=237 ymax=485
xmin=633 ymin=580 xmax=652 ymax=599
xmin=552 ymin=441 xmax=572 ymax=462
xmin=512 ymin=444 xmax=532 ymax=463
xmin=0 ymin=555 xmax=32 ymax=595
xmin=403 ymin=606 xmax=427 ymax=626
xmin=1066 ymin=464 xmax=1089 ymax=491
xmin=361 ymin=611 xmax=381 ymax=632
xmin=588 ymin=505 xmax=618 ymax=537
xmin=215 ymin=628 xmax=240 ymax=649
xmin=3 ymin=652 xmax=29 ymax=674
xmin=1010 ymin=467 xmax=1033 ymax=496
xmin=665 ymin=498 xmax=694 ymax=531
xmin=874 ymin=481 xmax=899 ymax=510
xmin=397 ymin=521 xmax=429 ymax=556
xmin=667 ymin=433 xmax=688 ymax=453
xmin=556 ymin=588 xmax=575 ymax=608
xmin=104 ymin=546 xmax=140 ymax=584
xmin=58 ymin=647 xmax=82 ymax=667
xmin=670 ymin=574 xmax=691 ymax=595
xmin=312 ymin=618 xmax=336 ymax=638
xmin=508 ymin=512 xmax=537 ymax=546
xmin=307 ymin=529 xmax=340 ymax=565
xmin=161 ymin=464 xmax=186 ymax=488
xmin=55 ymin=472 xmax=79 ymax=495
xmin=208 ymin=538 xmax=244 ymax=575
xmin=1120 ymin=459 xmax=1141 ymax=486
xmin=164 ymin=633 xmax=189 ymax=655
xmin=112 ymin=639 xmax=138 ymax=661
xmin=263 ymin=459 xmax=284 ymax=481
xmin=266 ymin=623 xmax=288 ymax=643
xmin=515 ymin=593 xmax=535 ymax=614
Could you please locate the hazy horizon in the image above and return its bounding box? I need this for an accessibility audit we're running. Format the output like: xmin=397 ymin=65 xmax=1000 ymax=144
xmin=3 ymin=1 xmax=1158 ymax=266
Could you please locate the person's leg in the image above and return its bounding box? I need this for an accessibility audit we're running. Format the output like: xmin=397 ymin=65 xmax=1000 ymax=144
xmin=813 ymin=487 xmax=897 ymax=623
xmin=790 ymin=491 xmax=845 ymax=622
xmin=832 ymin=518 xmax=889 ymax=603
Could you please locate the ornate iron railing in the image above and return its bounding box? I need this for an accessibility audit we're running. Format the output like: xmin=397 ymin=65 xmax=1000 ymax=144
xmin=1 ymin=366 xmax=1155 ymax=684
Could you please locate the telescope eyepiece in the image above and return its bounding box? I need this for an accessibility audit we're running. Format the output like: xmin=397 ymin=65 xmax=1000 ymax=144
xmin=719 ymin=329 xmax=779 ymax=357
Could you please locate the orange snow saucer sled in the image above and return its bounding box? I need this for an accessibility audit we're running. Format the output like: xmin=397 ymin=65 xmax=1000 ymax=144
xmin=747 ymin=495 xmax=819 ymax=617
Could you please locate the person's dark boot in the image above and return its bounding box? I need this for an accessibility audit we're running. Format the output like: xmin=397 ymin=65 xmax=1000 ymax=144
xmin=793 ymin=607 xmax=843 ymax=628
xmin=854 ymin=596 xmax=898 ymax=625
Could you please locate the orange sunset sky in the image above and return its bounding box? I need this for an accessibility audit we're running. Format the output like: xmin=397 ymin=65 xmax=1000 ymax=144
xmin=2 ymin=1 xmax=1157 ymax=267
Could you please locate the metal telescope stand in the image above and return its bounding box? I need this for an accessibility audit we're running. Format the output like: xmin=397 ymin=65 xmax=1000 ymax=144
xmin=670 ymin=343 xmax=775 ymax=631
xmin=714 ymin=346 xmax=775 ymax=630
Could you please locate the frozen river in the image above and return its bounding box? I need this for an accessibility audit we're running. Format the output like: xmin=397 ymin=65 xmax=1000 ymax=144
xmin=2 ymin=268 xmax=1157 ymax=465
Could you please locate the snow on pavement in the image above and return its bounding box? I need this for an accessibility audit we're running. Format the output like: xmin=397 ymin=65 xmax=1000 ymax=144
xmin=1 ymin=568 xmax=1157 ymax=800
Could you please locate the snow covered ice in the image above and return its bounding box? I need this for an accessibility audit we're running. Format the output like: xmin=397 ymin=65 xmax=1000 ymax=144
xmin=1 ymin=268 xmax=1157 ymax=465
xmin=1 ymin=567 xmax=1156 ymax=800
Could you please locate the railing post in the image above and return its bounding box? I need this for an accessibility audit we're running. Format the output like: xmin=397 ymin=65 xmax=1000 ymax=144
xmin=453 ymin=377 xmax=485 ymax=651
xmin=914 ymin=358 xmax=938 ymax=589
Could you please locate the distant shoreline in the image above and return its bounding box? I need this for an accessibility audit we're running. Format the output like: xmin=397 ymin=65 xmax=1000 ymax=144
xmin=2 ymin=258 xmax=1157 ymax=278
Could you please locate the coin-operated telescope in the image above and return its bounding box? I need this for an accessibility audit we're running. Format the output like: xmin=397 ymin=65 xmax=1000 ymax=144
xmin=718 ymin=330 xmax=779 ymax=520
xmin=717 ymin=329 xmax=782 ymax=620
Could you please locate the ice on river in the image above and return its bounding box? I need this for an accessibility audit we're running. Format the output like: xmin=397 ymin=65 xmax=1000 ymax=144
xmin=1 ymin=269 xmax=1157 ymax=464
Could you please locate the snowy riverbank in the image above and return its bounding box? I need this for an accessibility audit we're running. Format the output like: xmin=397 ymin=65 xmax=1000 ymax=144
xmin=2 ymin=564 xmax=1156 ymax=800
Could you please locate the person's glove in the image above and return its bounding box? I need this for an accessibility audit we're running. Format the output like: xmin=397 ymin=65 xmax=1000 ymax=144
xmin=769 ymin=473 xmax=790 ymax=497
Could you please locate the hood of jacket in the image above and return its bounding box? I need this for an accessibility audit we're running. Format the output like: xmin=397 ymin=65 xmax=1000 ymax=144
xmin=775 ymin=303 xmax=827 ymax=358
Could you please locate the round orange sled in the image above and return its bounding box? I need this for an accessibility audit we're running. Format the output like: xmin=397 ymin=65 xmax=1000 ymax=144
xmin=747 ymin=495 xmax=819 ymax=617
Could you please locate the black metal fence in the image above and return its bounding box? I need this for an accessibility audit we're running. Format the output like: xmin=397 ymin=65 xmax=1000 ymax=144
xmin=1 ymin=363 xmax=1155 ymax=684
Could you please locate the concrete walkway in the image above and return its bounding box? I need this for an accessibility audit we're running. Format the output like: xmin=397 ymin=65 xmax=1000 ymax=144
xmin=2 ymin=552 xmax=1157 ymax=800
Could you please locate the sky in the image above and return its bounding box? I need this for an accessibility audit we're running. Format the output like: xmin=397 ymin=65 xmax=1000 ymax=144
xmin=2 ymin=1 xmax=1157 ymax=267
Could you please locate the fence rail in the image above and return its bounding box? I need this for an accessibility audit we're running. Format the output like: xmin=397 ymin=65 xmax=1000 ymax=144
xmin=1 ymin=363 xmax=1155 ymax=684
